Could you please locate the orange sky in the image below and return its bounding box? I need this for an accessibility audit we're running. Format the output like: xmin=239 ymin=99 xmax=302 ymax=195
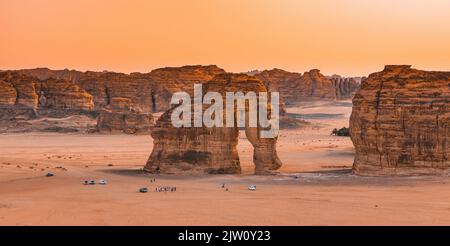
xmin=1 ymin=0 xmax=450 ymax=76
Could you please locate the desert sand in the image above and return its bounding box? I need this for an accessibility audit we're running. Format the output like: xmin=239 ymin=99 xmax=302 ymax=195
xmin=1 ymin=101 xmax=450 ymax=225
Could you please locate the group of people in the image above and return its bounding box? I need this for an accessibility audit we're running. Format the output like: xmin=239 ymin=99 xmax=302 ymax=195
xmin=140 ymin=178 xmax=177 ymax=193
xmin=155 ymin=186 xmax=177 ymax=192
xmin=221 ymin=183 xmax=229 ymax=191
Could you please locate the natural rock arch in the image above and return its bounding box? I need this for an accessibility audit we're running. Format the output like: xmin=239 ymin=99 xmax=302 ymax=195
xmin=144 ymin=73 xmax=282 ymax=174
xmin=350 ymin=65 xmax=450 ymax=175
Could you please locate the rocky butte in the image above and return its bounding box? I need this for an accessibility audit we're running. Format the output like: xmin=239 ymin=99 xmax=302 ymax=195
xmin=350 ymin=65 xmax=450 ymax=175
xmin=145 ymin=73 xmax=282 ymax=175
xmin=329 ymin=75 xmax=362 ymax=99
xmin=254 ymin=68 xmax=359 ymax=105
xmin=0 ymin=71 xmax=94 ymax=119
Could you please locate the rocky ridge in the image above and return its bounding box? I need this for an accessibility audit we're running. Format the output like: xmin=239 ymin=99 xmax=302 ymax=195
xmin=2 ymin=65 xmax=355 ymax=133
xmin=255 ymin=68 xmax=359 ymax=105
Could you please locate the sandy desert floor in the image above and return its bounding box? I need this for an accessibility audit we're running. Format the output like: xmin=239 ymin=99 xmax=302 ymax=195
xmin=2 ymin=101 xmax=450 ymax=225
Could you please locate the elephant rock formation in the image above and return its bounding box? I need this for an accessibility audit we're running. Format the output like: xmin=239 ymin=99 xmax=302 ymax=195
xmin=145 ymin=73 xmax=282 ymax=175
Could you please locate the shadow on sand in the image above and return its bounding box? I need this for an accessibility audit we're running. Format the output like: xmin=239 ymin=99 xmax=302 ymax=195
xmin=100 ymin=166 xmax=447 ymax=187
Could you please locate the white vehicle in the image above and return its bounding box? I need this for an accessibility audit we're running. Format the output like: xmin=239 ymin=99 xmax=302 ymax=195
xmin=99 ymin=179 xmax=107 ymax=185
xmin=248 ymin=185 xmax=257 ymax=191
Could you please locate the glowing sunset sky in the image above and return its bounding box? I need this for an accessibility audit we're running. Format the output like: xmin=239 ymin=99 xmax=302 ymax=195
xmin=1 ymin=0 xmax=450 ymax=76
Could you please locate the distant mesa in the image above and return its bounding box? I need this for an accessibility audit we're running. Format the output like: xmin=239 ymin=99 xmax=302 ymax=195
xmin=350 ymin=65 xmax=450 ymax=175
xmin=254 ymin=68 xmax=361 ymax=105
xmin=330 ymin=76 xmax=361 ymax=100
xmin=245 ymin=69 xmax=263 ymax=76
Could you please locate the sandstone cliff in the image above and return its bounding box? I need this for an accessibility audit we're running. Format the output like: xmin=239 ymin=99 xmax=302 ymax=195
xmin=5 ymin=65 xmax=225 ymax=133
xmin=145 ymin=65 xmax=226 ymax=111
xmin=17 ymin=68 xmax=84 ymax=82
xmin=0 ymin=71 xmax=94 ymax=117
xmin=16 ymin=65 xmax=226 ymax=113
xmin=255 ymin=68 xmax=337 ymax=105
xmin=4 ymin=65 xmax=341 ymax=134
xmin=0 ymin=79 xmax=18 ymax=106
xmin=329 ymin=76 xmax=360 ymax=99
xmin=350 ymin=65 xmax=450 ymax=175
xmin=75 ymin=71 xmax=155 ymax=113
xmin=145 ymin=73 xmax=282 ymax=175
xmin=96 ymin=97 xmax=154 ymax=134
xmin=39 ymin=78 xmax=94 ymax=112
xmin=254 ymin=69 xmax=304 ymax=105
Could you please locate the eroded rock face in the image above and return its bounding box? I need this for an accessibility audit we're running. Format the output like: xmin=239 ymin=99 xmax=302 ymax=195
xmin=145 ymin=73 xmax=282 ymax=175
xmin=146 ymin=65 xmax=226 ymax=111
xmin=254 ymin=68 xmax=304 ymax=105
xmin=6 ymin=65 xmax=337 ymax=134
xmin=16 ymin=68 xmax=84 ymax=82
xmin=0 ymin=76 xmax=35 ymax=121
xmin=5 ymin=65 xmax=223 ymax=133
xmin=255 ymin=68 xmax=336 ymax=105
xmin=0 ymin=71 xmax=94 ymax=117
xmin=329 ymin=76 xmax=360 ymax=99
xmin=39 ymin=78 xmax=94 ymax=111
xmin=6 ymin=72 xmax=40 ymax=109
xmin=0 ymin=79 xmax=17 ymax=106
xmin=96 ymin=97 xmax=154 ymax=134
xmin=96 ymin=111 xmax=154 ymax=134
xmin=299 ymin=69 xmax=336 ymax=100
xmin=350 ymin=65 xmax=450 ymax=175
xmin=17 ymin=65 xmax=226 ymax=113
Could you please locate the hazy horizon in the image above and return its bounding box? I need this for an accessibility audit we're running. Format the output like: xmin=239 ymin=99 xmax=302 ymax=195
xmin=2 ymin=0 xmax=450 ymax=77
xmin=0 ymin=64 xmax=374 ymax=77
xmin=1 ymin=64 xmax=438 ymax=79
